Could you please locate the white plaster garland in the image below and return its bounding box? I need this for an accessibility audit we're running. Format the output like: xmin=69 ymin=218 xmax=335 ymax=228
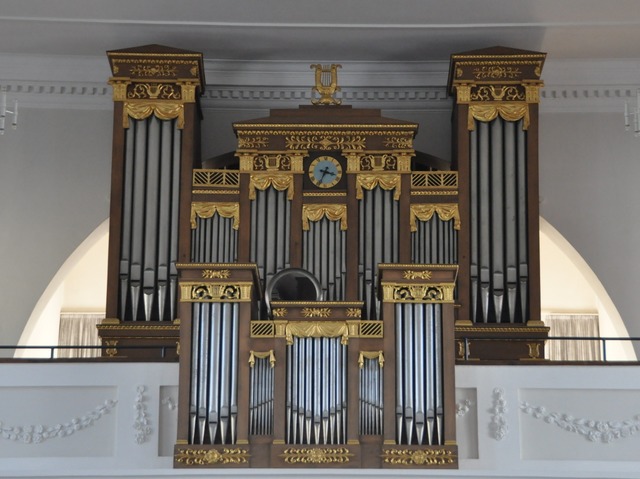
xmin=520 ymin=401 xmax=640 ymax=443
xmin=456 ymin=399 xmax=474 ymax=418
xmin=0 ymin=399 xmax=117 ymax=444
xmin=490 ymin=388 xmax=508 ymax=440
xmin=133 ymin=386 xmax=152 ymax=444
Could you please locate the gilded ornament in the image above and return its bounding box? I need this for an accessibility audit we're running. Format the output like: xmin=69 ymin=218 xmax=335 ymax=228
xmin=381 ymin=282 xmax=455 ymax=303
xmin=190 ymin=202 xmax=240 ymax=229
xmin=310 ymin=64 xmax=342 ymax=106
xmin=356 ymin=174 xmax=401 ymax=200
xmin=249 ymin=174 xmax=294 ymax=200
xmin=123 ymin=101 xmax=184 ymax=129
xmin=249 ymin=350 xmax=276 ymax=368
xmin=402 ymin=270 xmax=433 ymax=280
xmin=345 ymin=308 xmax=362 ymax=318
xmin=271 ymin=308 xmax=288 ymax=318
xmin=383 ymin=136 xmax=413 ymax=149
xmin=192 ymin=169 xmax=240 ymax=188
xmin=128 ymin=83 xmax=181 ymax=100
xmin=250 ymin=321 xmax=276 ymax=337
xmin=527 ymin=343 xmax=541 ymax=359
xmin=301 ymin=307 xmax=332 ymax=318
xmin=381 ymin=448 xmax=456 ymax=466
xmin=105 ymin=340 xmax=118 ymax=357
xmin=471 ymin=85 xmax=525 ymax=102
xmin=281 ymin=447 xmax=353 ymax=464
xmin=468 ymin=104 xmax=530 ymax=130
xmin=238 ymin=136 xmax=269 ymax=148
xmin=410 ymin=204 xmax=461 ymax=231
xmin=358 ymin=320 xmax=383 ymax=338
xmin=358 ymin=350 xmax=384 ymax=369
xmin=180 ymin=282 xmax=252 ymax=303
xmin=285 ymin=321 xmax=349 ymax=345
xmin=175 ymin=447 xmax=250 ymax=465
xmin=302 ymin=204 xmax=347 ymax=231
xmin=130 ymin=64 xmax=178 ymax=77
xmin=202 ymin=269 xmax=231 ymax=279
xmin=472 ymin=65 xmax=522 ymax=80
xmin=411 ymin=171 xmax=458 ymax=189
xmin=284 ymin=134 xmax=366 ymax=150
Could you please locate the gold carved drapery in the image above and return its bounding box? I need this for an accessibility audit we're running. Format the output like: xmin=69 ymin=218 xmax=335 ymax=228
xmin=285 ymin=321 xmax=350 ymax=345
xmin=356 ymin=174 xmax=401 ymax=201
xmin=467 ymin=103 xmax=530 ymax=130
xmin=410 ymin=204 xmax=461 ymax=231
xmin=302 ymin=204 xmax=348 ymax=231
xmin=190 ymin=202 xmax=240 ymax=229
xmin=249 ymin=174 xmax=295 ymax=200
xmin=123 ymin=102 xmax=185 ymax=129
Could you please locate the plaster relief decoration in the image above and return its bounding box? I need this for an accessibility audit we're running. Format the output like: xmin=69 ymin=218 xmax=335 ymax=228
xmin=456 ymin=399 xmax=474 ymax=418
xmin=520 ymin=402 xmax=640 ymax=443
xmin=0 ymin=399 xmax=117 ymax=444
xmin=162 ymin=396 xmax=177 ymax=411
xmin=490 ymin=388 xmax=508 ymax=440
xmin=134 ymin=386 xmax=152 ymax=444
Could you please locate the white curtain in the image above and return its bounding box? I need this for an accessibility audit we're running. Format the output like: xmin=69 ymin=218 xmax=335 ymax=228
xmin=544 ymin=313 xmax=601 ymax=361
xmin=57 ymin=313 xmax=104 ymax=358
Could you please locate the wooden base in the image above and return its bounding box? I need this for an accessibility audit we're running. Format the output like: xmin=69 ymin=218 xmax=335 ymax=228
xmin=96 ymin=320 xmax=180 ymax=360
xmin=173 ymin=441 xmax=458 ymax=469
xmin=455 ymin=323 xmax=549 ymax=361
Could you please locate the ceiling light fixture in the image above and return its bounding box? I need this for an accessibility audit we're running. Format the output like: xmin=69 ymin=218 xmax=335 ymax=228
xmin=624 ymin=88 xmax=640 ymax=137
xmin=0 ymin=87 xmax=18 ymax=135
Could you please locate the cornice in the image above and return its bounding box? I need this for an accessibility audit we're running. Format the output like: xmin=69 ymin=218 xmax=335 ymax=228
xmin=1 ymin=54 xmax=638 ymax=113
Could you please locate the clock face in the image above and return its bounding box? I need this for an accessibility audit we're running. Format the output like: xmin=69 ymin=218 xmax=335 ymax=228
xmin=309 ymin=156 xmax=343 ymax=188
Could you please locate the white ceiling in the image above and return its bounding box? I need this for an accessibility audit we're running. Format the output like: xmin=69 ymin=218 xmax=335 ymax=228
xmin=1 ymin=0 xmax=640 ymax=62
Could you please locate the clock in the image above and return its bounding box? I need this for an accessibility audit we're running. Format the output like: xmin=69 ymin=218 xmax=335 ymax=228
xmin=308 ymin=156 xmax=343 ymax=188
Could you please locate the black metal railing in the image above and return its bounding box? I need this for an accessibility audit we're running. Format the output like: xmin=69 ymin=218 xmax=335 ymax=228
xmin=457 ymin=336 xmax=640 ymax=362
xmin=0 ymin=344 xmax=178 ymax=360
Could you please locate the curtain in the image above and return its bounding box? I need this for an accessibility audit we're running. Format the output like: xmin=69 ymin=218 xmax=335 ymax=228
xmin=544 ymin=313 xmax=601 ymax=361
xmin=57 ymin=312 xmax=104 ymax=358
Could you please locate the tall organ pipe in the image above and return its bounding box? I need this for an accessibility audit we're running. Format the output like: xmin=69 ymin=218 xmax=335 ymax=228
xmin=118 ymin=116 xmax=181 ymax=322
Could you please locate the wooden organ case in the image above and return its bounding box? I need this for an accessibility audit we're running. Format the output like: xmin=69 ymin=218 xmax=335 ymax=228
xmin=448 ymin=47 xmax=550 ymax=361
xmin=98 ymin=45 xmax=206 ymax=359
xmin=173 ymin=72 xmax=460 ymax=467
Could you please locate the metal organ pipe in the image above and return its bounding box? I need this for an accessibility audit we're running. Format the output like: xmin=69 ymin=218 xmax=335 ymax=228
xmin=359 ymin=187 xmax=399 ymax=320
xmin=303 ymin=217 xmax=346 ymax=301
xmin=118 ymin=116 xmax=181 ymax=322
xmin=189 ymin=302 xmax=240 ymax=445
xmin=469 ymin=118 xmax=529 ymax=323
xmin=395 ymin=303 xmax=444 ymax=445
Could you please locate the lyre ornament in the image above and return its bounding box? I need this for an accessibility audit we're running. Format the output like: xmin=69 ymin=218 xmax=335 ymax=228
xmin=310 ymin=64 xmax=342 ymax=105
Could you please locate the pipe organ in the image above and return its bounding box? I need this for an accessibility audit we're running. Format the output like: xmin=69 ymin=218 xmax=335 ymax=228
xmin=448 ymin=47 xmax=549 ymax=360
xmin=99 ymin=45 xmax=206 ymax=358
xmin=100 ymin=45 xmax=548 ymax=469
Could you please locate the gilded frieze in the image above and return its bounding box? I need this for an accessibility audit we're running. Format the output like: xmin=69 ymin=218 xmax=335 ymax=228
xmin=280 ymin=447 xmax=353 ymax=465
xmin=381 ymin=448 xmax=456 ymax=466
xmin=179 ymin=282 xmax=253 ymax=303
xmin=175 ymin=447 xmax=250 ymax=465
xmin=381 ymin=282 xmax=455 ymax=303
xmin=285 ymin=134 xmax=366 ymax=150
xmin=201 ymin=269 xmax=231 ymax=279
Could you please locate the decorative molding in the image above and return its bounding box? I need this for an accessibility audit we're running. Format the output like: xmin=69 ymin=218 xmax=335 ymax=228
xmin=520 ymin=402 xmax=640 ymax=443
xmin=0 ymin=399 xmax=117 ymax=444
xmin=380 ymin=448 xmax=456 ymax=466
xmin=490 ymin=388 xmax=508 ymax=441
xmin=175 ymin=447 xmax=250 ymax=465
xmin=133 ymin=386 xmax=151 ymax=444
xmin=280 ymin=447 xmax=353 ymax=465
